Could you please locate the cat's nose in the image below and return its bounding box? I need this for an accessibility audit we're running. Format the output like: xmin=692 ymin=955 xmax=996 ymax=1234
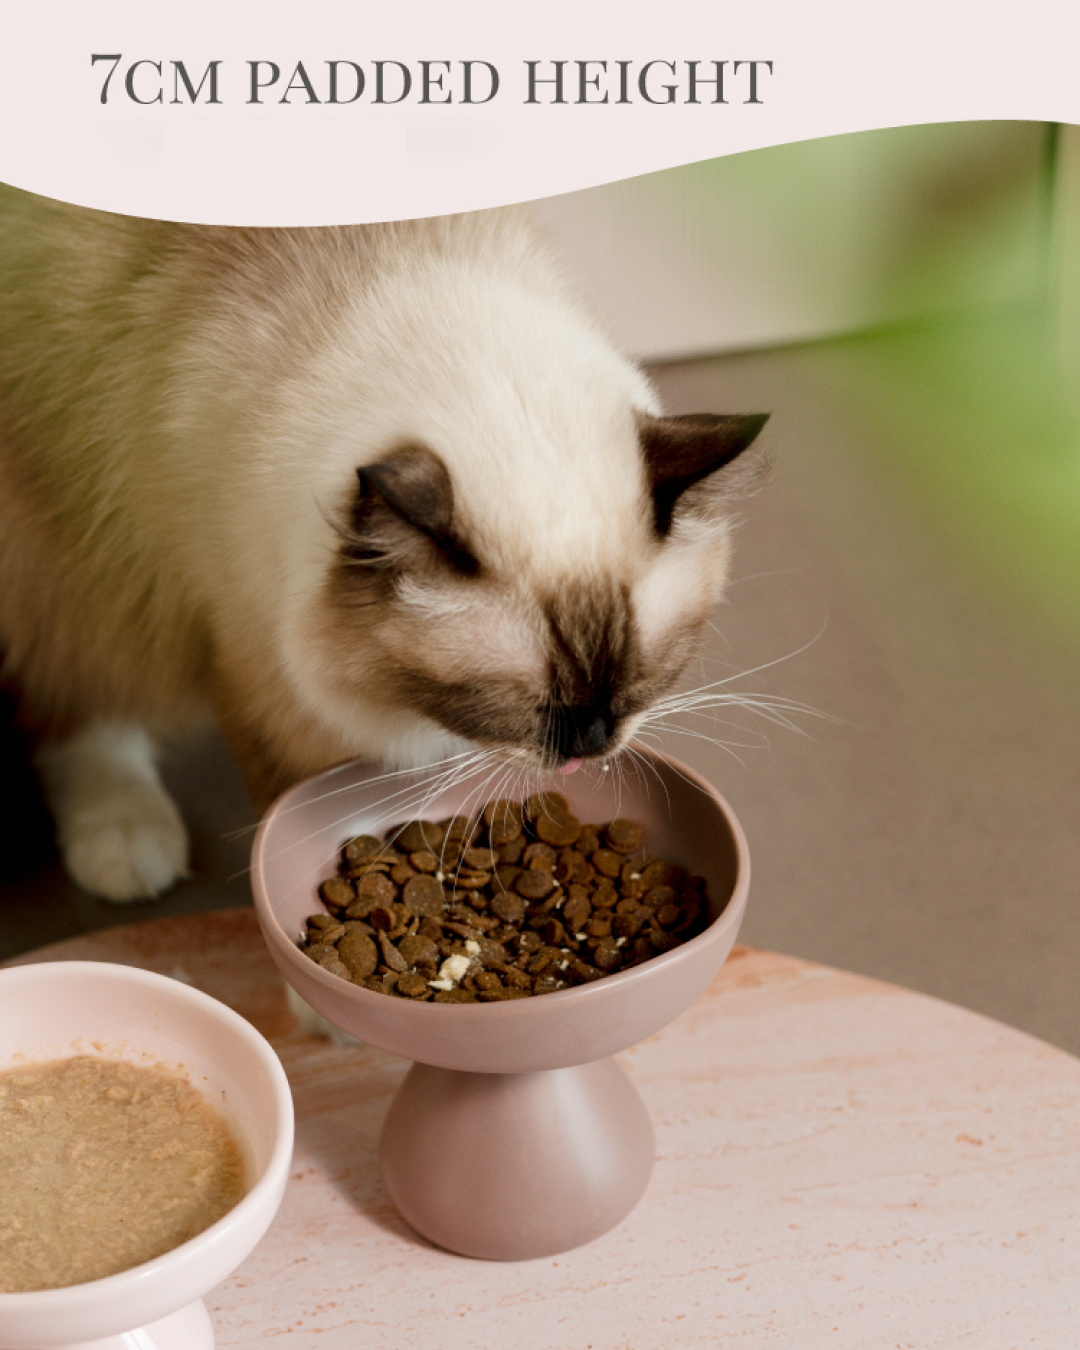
xmin=549 ymin=705 xmax=613 ymax=760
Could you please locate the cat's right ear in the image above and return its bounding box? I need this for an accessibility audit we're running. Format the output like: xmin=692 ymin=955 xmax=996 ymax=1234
xmin=347 ymin=443 xmax=480 ymax=575
xmin=639 ymin=412 xmax=769 ymax=535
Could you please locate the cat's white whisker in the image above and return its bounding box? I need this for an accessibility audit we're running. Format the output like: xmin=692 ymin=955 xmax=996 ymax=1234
xmin=254 ymin=749 xmax=495 ymax=873
xmin=220 ymin=748 xmax=484 ymax=842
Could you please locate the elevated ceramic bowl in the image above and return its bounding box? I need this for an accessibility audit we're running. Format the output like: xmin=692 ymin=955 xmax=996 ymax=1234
xmin=0 ymin=961 xmax=294 ymax=1350
xmin=252 ymin=745 xmax=749 ymax=1260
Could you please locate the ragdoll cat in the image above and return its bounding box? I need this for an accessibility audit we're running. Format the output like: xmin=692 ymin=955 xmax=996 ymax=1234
xmin=0 ymin=186 xmax=766 ymax=902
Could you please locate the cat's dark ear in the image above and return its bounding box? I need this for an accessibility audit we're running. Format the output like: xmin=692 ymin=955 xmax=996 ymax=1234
xmin=639 ymin=412 xmax=769 ymax=535
xmin=350 ymin=443 xmax=479 ymax=575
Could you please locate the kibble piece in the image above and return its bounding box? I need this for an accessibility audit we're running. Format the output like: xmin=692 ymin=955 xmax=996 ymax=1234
xmin=514 ymin=869 xmax=555 ymax=901
xmin=555 ymin=850 xmax=594 ymax=885
xmin=479 ymin=987 xmax=530 ymax=1002
xmin=527 ymin=791 xmax=571 ymax=821
xmin=481 ymin=799 xmax=523 ymax=847
xmin=523 ymin=842 xmax=557 ymax=868
xmin=592 ymin=884 xmax=619 ymax=910
xmin=643 ymin=884 xmax=678 ymax=910
xmin=650 ymin=928 xmax=680 ymax=953
xmin=402 ymin=875 xmax=445 ymax=917
xmin=656 ymin=902 xmax=682 ymax=928
xmin=605 ymin=819 xmax=644 ymax=854
xmin=474 ymin=935 xmax=509 ymax=964
xmin=391 ymin=863 xmax=418 ymax=886
xmin=629 ymin=936 xmax=655 ymax=964
xmin=463 ymin=846 xmax=498 ymax=870
xmin=410 ymin=850 xmax=440 ymax=873
xmin=541 ymin=917 xmax=567 ymax=947
xmin=355 ymin=871 xmax=396 ymax=909
xmin=398 ymin=933 xmax=440 ymax=968
xmin=307 ymin=911 xmax=345 ymax=933
xmin=369 ymin=904 xmax=396 ymax=932
xmin=342 ymin=918 xmax=376 ymax=939
xmin=562 ymin=893 xmax=591 ymax=933
xmin=640 ymin=861 xmax=685 ymax=889
xmin=377 ymin=932 xmax=408 ymax=973
xmin=535 ymin=810 xmax=583 ymax=847
xmin=673 ymin=895 xmax=703 ymax=932
xmin=396 ymin=820 xmax=446 ymax=853
xmin=343 ymin=835 xmax=383 ymax=867
xmin=591 ymin=849 xmax=622 ymax=880
xmin=497 ymin=836 xmax=525 ymax=864
xmin=451 ymin=870 xmax=490 ymax=891
xmin=612 ymin=910 xmax=643 ymax=939
xmin=577 ymin=825 xmax=602 ymax=854
xmin=306 ymin=918 xmax=344 ymax=939
xmin=489 ymin=891 xmax=524 ymax=926
xmin=319 ymin=877 xmax=355 ymax=912
xmin=337 ymin=931 xmax=378 ymax=980
xmin=396 ymin=972 xmax=429 ymax=998
xmin=594 ymin=937 xmax=623 ymax=972
xmin=433 ymin=987 xmax=479 ymax=1003
xmin=306 ymin=943 xmax=350 ymax=979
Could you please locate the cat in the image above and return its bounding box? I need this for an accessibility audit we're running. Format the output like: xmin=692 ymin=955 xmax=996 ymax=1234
xmin=0 ymin=186 xmax=766 ymax=902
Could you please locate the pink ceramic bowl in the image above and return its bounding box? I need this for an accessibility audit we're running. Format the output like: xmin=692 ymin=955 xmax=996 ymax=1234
xmin=0 ymin=961 xmax=294 ymax=1350
xmin=251 ymin=745 xmax=749 ymax=1260
xmin=251 ymin=745 xmax=749 ymax=1074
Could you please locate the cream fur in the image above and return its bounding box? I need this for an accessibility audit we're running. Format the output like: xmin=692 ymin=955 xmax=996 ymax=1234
xmin=0 ymin=189 xmax=740 ymax=900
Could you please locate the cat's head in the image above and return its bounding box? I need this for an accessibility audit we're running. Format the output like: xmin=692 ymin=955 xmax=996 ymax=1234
xmin=302 ymin=391 xmax=767 ymax=772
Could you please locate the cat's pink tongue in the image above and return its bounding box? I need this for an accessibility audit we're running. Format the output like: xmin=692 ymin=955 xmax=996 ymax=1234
xmin=557 ymin=759 xmax=583 ymax=776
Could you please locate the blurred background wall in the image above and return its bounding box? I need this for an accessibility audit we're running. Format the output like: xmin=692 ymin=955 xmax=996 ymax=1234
xmin=532 ymin=121 xmax=1054 ymax=360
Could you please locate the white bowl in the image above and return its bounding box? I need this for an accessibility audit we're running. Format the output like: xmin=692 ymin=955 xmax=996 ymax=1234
xmin=0 ymin=962 xmax=294 ymax=1350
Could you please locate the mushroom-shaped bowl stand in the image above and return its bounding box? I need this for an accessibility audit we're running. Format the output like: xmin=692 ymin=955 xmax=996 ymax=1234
xmin=251 ymin=747 xmax=749 ymax=1261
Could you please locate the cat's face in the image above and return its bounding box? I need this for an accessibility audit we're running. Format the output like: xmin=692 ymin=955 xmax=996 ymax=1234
xmin=306 ymin=410 xmax=766 ymax=772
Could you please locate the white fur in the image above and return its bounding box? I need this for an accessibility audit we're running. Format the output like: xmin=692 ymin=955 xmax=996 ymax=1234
xmin=36 ymin=725 xmax=190 ymax=903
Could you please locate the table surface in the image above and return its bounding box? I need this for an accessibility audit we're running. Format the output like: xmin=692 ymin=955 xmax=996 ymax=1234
xmin=7 ymin=910 xmax=1079 ymax=1348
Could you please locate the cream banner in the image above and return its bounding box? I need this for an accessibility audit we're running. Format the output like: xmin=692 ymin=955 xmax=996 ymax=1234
xmin=1 ymin=0 xmax=1075 ymax=224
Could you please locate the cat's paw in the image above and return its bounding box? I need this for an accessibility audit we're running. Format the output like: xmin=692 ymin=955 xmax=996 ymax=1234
xmin=37 ymin=725 xmax=191 ymax=903
xmin=60 ymin=783 xmax=190 ymax=902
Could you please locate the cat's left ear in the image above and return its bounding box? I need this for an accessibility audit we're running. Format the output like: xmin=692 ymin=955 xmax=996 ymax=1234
xmin=639 ymin=412 xmax=768 ymax=535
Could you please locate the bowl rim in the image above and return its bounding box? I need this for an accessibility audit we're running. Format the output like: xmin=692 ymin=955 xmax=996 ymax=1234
xmin=0 ymin=960 xmax=294 ymax=1311
xmin=252 ymin=743 xmax=751 ymax=1020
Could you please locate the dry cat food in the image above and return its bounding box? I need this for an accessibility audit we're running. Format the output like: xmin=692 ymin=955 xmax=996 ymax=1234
xmin=300 ymin=792 xmax=711 ymax=1001
xmin=0 ymin=1055 xmax=246 ymax=1292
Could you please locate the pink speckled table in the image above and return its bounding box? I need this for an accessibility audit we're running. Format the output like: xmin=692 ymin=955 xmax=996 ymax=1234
xmin=8 ymin=910 xmax=1080 ymax=1347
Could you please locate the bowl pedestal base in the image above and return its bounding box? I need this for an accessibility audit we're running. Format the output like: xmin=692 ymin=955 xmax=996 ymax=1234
xmin=380 ymin=1056 xmax=655 ymax=1261
xmin=7 ymin=1298 xmax=214 ymax=1350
